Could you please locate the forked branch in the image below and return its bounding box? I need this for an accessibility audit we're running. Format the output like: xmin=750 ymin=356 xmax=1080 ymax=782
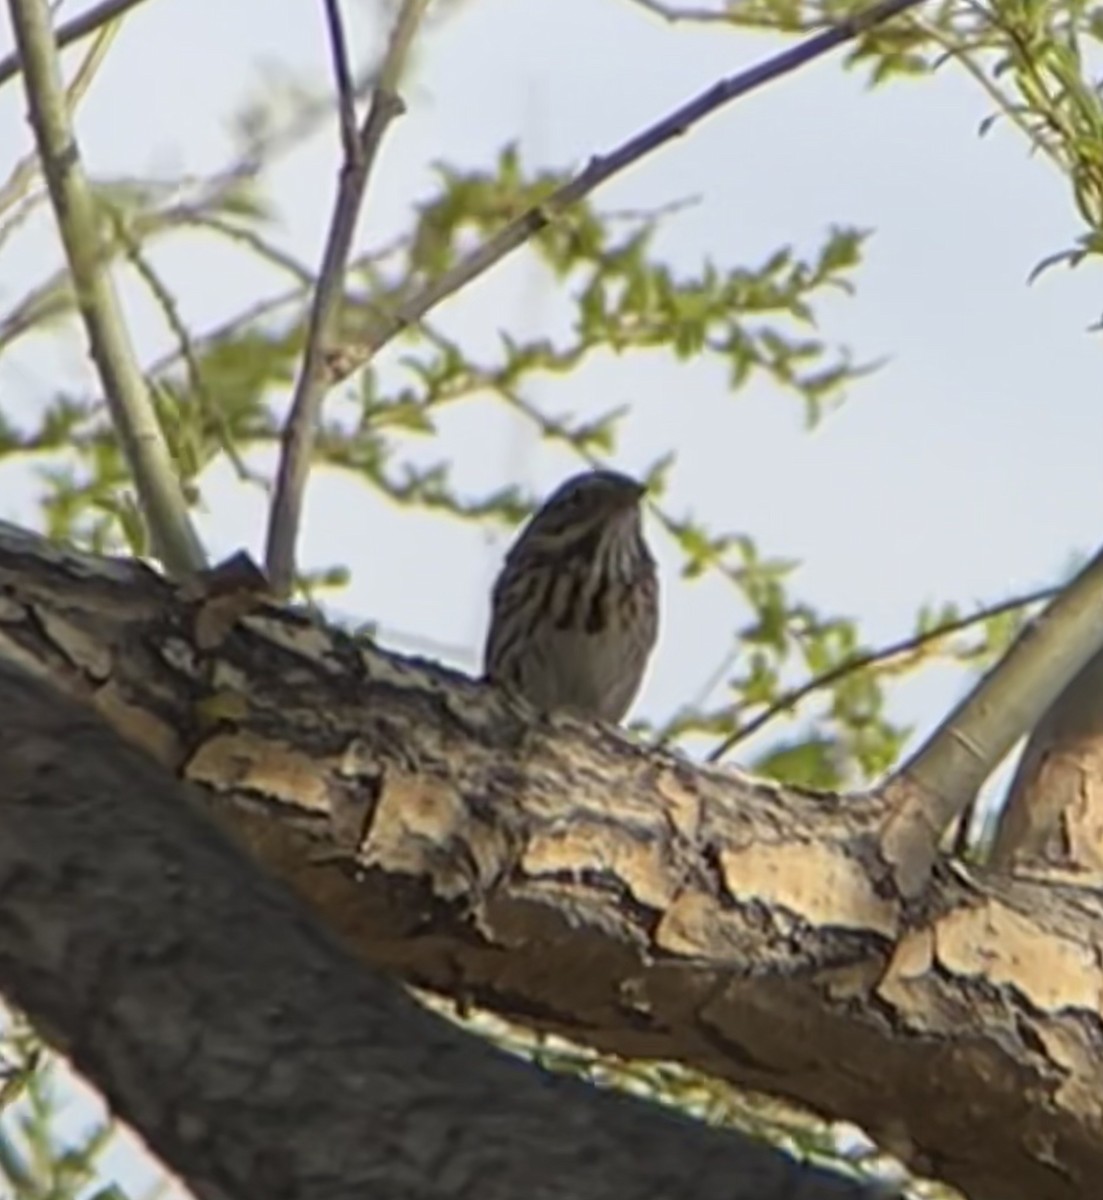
xmin=264 ymin=0 xmax=431 ymax=596
xmin=880 ymin=542 xmax=1103 ymax=892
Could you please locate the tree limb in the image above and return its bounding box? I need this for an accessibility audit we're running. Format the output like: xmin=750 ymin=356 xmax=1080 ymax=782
xmin=882 ymin=542 xmax=1103 ymax=892
xmin=0 ymin=656 xmax=881 ymax=1200
xmin=264 ymin=0 xmax=430 ymax=596
xmin=0 ymin=522 xmax=1102 ymax=1200
xmin=990 ymin=643 xmax=1103 ymax=875
xmin=5 ymin=0 xmax=206 ymax=578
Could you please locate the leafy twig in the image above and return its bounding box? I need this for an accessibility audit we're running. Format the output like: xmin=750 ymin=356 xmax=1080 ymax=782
xmin=0 ymin=0 xmax=149 ymax=90
xmin=705 ymin=586 xmax=1057 ymax=762
xmin=320 ymin=0 xmax=925 ymax=392
xmin=7 ymin=0 xmax=206 ymax=576
xmin=912 ymin=10 xmax=1057 ymax=166
xmin=264 ymin=0 xmax=431 ymax=595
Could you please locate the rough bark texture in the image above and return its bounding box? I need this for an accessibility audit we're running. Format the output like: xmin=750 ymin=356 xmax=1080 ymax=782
xmin=0 ymin=522 xmax=1101 ymax=1200
xmin=0 ymin=659 xmax=876 ymax=1200
xmin=993 ymin=649 xmax=1103 ymax=877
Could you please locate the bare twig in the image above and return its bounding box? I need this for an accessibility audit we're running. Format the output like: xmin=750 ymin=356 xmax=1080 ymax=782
xmin=320 ymin=0 xmax=927 ymax=392
xmin=7 ymin=0 xmax=206 ymax=576
xmin=0 ymin=264 xmax=73 ymax=352
xmin=323 ymin=0 xmax=361 ymax=164
xmin=0 ymin=0 xmax=148 ymax=90
xmin=264 ymin=0 xmax=431 ymax=595
xmin=158 ymin=207 xmax=316 ymax=284
xmin=626 ymin=0 xmax=829 ymax=31
xmin=628 ymin=0 xmax=743 ymax=23
xmin=705 ymin=586 xmax=1057 ymax=762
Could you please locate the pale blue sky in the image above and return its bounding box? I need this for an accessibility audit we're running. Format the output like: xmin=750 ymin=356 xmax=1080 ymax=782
xmin=1 ymin=0 xmax=1100 ymax=1192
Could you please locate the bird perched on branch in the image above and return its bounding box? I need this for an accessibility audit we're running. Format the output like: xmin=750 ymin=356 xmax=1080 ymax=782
xmin=484 ymin=469 xmax=658 ymax=723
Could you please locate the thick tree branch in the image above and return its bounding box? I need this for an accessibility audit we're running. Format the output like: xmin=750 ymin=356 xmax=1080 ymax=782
xmin=264 ymin=0 xmax=430 ymax=596
xmin=0 ymin=658 xmax=879 ymax=1200
xmin=990 ymin=643 xmax=1103 ymax=875
xmin=0 ymin=522 xmax=1102 ymax=1200
xmin=6 ymin=0 xmax=206 ymax=578
xmin=881 ymin=542 xmax=1103 ymax=892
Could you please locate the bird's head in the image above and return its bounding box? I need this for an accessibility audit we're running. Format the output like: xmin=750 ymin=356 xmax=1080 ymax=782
xmin=508 ymin=470 xmax=649 ymax=574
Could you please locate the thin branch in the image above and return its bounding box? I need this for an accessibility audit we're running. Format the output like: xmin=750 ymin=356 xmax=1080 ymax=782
xmin=0 ymin=190 xmax=41 ymax=256
xmin=168 ymin=208 xmax=316 ymax=283
xmin=129 ymin=236 xmax=408 ymax=416
xmin=705 ymin=586 xmax=1057 ymax=762
xmin=0 ymin=2 xmax=117 ymax=222
xmin=264 ymin=0 xmax=431 ymax=595
xmin=0 ymin=7 xmax=121 ymax=274
xmin=164 ymin=59 xmax=384 ymax=219
xmin=0 ymin=264 xmax=73 ymax=353
xmin=913 ymin=11 xmax=1059 ymax=168
xmin=0 ymin=0 xmax=148 ymax=91
xmin=111 ymin=212 xmax=268 ymax=491
xmin=627 ymin=0 xmax=743 ymax=23
xmin=323 ymin=0 xmax=361 ymax=164
xmin=897 ymin=543 xmax=1103 ymax=833
xmin=0 ymin=204 xmax=316 ymax=356
xmin=7 ymin=0 xmax=206 ymax=576
xmin=0 ymin=14 xmax=119 ymax=332
xmin=319 ymin=0 xmax=925 ymax=394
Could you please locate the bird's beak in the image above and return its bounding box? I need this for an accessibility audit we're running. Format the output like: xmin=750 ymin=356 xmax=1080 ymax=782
xmin=608 ymin=483 xmax=646 ymax=518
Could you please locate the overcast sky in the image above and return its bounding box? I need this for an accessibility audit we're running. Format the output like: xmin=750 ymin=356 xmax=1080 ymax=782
xmin=1 ymin=0 xmax=1100 ymax=1191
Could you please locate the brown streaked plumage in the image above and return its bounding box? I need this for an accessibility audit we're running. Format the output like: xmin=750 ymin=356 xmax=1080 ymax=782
xmin=484 ymin=470 xmax=658 ymax=723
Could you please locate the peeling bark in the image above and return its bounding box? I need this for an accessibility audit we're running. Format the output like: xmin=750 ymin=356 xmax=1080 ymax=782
xmin=0 ymin=659 xmax=876 ymax=1200
xmin=993 ymin=650 xmax=1103 ymax=877
xmin=0 ymin=522 xmax=1101 ymax=1200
